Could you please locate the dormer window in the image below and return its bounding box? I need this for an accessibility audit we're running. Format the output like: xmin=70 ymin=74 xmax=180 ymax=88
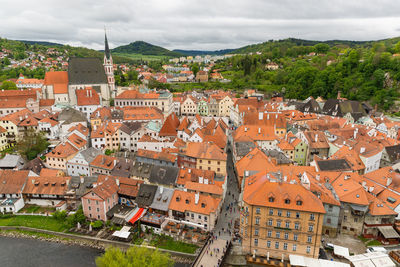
xmin=201 ymin=203 xmax=206 ymax=208
xmin=285 ymin=199 xmax=290 ymax=204
xmin=296 ymin=200 xmax=302 ymax=205
xmin=185 ymin=199 xmax=190 ymax=204
xmin=269 ymin=197 xmax=275 ymax=203
xmin=176 ymin=197 xmax=180 ymax=202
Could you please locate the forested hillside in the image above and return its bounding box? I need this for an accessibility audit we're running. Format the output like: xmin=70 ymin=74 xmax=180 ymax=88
xmin=213 ymin=38 xmax=400 ymax=111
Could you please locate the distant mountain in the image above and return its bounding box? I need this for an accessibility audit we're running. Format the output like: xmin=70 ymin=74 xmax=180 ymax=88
xmin=18 ymin=40 xmax=64 ymax=47
xmin=173 ymin=49 xmax=236 ymax=56
xmin=111 ymin=41 xmax=183 ymax=57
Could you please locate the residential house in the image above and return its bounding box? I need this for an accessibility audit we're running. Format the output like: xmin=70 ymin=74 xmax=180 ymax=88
xmin=45 ymin=142 xmax=79 ymax=171
xmin=66 ymin=147 xmax=102 ymax=176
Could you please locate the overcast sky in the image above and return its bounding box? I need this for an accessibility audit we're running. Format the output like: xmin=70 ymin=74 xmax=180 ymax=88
xmin=1 ymin=0 xmax=400 ymax=51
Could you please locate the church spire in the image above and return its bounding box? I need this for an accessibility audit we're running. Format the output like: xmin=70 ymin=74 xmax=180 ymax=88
xmin=104 ymin=27 xmax=111 ymax=60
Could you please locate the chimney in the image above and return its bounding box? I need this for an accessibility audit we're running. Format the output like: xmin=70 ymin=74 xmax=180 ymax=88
xmin=188 ymin=169 xmax=191 ymax=173
xmin=86 ymin=89 xmax=89 ymax=97
xmin=283 ymin=176 xmax=287 ymax=182
xmin=315 ymin=134 xmax=318 ymax=143
xmin=89 ymin=90 xmax=92 ymax=97
xmin=360 ymin=147 xmax=365 ymax=154
xmin=387 ymin=177 xmax=392 ymax=187
xmin=258 ymin=128 xmax=261 ymax=134
xmin=258 ymin=112 xmax=263 ymax=120
xmin=116 ymin=178 xmax=120 ymax=186
xmin=316 ymin=174 xmax=320 ymax=181
xmin=275 ymin=114 xmax=278 ymax=119
xmin=195 ymin=192 xmax=199 ymax=205
xmin=199 ymin=176 xmax=204 ymax=184
xmin=292 ymin=112 xmax=294 ymax=117
xmin=267 ymin=114 xmax=270 ymax=120
xmin=113 ymin=159 xmax=116 ymax=166
xmin=354 ymin=130 xmax=357 ymax=139
xmin=245 ymin=127 xmax=248 ymax=132
xmin=80 ymin=176 xmax=84 ymax=184
xmin=204 ymin=179 xmax=208 ymax=184
xmin=32 ymin=179 xmax=35 ymax=184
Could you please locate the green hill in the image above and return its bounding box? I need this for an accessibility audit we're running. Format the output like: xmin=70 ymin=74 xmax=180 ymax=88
xmin=111 ymin=41 xmax=183 ymax=57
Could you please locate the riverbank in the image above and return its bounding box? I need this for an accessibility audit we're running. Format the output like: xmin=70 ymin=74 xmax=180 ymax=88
xmin=0 ymin=226 xmax=194 ymax=265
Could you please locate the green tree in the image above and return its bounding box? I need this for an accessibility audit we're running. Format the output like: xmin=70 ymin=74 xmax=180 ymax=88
xmin=96 ymin=246 xmax=174 ymax=267
xmin=15 ymin=129 xmax=49 ymax=160
xmin=314 ymin=43 xmax=330 ymax=54
xmin=1 ymin=80 xmax=17 ymax=90
xmin=191 ymin=63 xmax=200 ymax=77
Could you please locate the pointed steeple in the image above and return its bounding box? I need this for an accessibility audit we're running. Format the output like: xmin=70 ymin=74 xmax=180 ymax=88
xmin=104 ymin=27 xmax=111 ymax=60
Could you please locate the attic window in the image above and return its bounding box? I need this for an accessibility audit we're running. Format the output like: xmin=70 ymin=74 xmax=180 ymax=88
xmin=296 ymin=200 xmax=302 ymax=206
xmin=387 ymin=197 xmax=396 ymax=204
xmin=185 ymin=199 xmax=190 ymax=204
xmin=201 ymin=203 xmax=206 ymax=208
xmin=284 ymin=199 xmax=290 ymax=204
xmin=176 ymin=196 xmax=180 ymax=202
xmin=356 ymin=194 xmax=360 ymax=198
xmin=269 ymin=197 xmax=275 ymax=203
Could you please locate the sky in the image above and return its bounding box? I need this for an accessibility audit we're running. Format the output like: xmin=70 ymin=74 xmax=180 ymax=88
xmin=0 ymin=0 xmax=400 ymax=51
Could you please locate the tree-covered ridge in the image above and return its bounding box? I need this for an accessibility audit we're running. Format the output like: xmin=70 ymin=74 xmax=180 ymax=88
xmin=112 ymin=41 xmax=183 ymax=57
xmin=212 ymin=38 xmax=400 ymax=111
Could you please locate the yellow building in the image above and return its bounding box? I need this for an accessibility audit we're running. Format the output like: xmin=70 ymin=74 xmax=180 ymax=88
xmin=46 ymin=142 xmax=78 ymax=170
xmin=240 ymin=173 xmax=325 ymax=262
xmin=218 ymin=95 xmax=234 ymax=117
xmin=0 ymin=126 xmax=9 ymax=151
xmin=180 ymin=142 xmax=227 ymax=176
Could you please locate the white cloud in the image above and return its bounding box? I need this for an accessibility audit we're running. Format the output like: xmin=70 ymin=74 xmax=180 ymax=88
xmin=0 ymin=0 xmax=399 ymax=50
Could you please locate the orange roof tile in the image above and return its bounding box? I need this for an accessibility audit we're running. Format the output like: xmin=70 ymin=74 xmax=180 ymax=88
xmin=169 ymin=190 xmax=221 ymax=215
xmin=46 ymin=142 xmax=78 ymax=158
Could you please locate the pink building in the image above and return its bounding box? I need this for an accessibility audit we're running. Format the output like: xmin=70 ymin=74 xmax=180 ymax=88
xmin=81 ymin=178 xmax=118 ymax=221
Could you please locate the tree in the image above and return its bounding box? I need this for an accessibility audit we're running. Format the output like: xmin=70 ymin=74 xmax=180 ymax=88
xmin=314 ymin=43 xmax=330 ymax=54
xmin=191 ymin=63 xmax=199 ymax=77
xmin=1 ymin=80 xmax=17 ymax=90
xmin=15 ymin=129 xmax=49 ymax=160
xmin=96 ymin=246 xmax=174 ymax=267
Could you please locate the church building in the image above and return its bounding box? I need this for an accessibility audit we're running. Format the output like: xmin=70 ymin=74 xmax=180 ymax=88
xmin=42 ymin=32 xmax=115 ymax=107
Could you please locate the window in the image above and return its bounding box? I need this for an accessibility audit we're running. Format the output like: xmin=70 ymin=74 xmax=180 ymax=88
xmin=276 ymin=221 xmax=281 ymax=227
xmin=269 ymin=209 xmax=273 ymax=215
xmin=285 ymin=221 xmax=290 ymax=228
xmin=254 ymin=238 xmax=258 ymax=246
xmin=285 ymin=199 xmax=290 ymax=204
xmin=255 ymin=228 xmax=259 ymax=236
xmin=286 ymin=211 xmax=291 ymax=217
xmin=267 ymin=230 xmax=272 ymax=237
xmin=344 ymin=215 xmax=347 ymax=222
xmin=296 ymin=200 xmax=302 ymax=205
xmin=275 ymin=242 xmax=279 ymax=249
xmin=269 ymin=197 xmax=275 ymax=202
xmin=283 ymin=243 xmax=288 ymax=250
xmin=292 ymin=244 xmax=297 ymax=251
xmin=268 ymin=219 xmax=273 ymax=226
xmin=277 ymin=210 xmax=282 ymax=216
xmin=191 ymin=213 xmax=194 ymax=218
xmin=293 ymin=234 xmax=298 ymax=241
xmin=198 ymin=215 xmax=201 ymax=219
xmin=255 ymin=217 xmax=260 ymax=225
xmin=296 ymin=212 xmax=300 ymax=218
xmin=308 ymin=225 xmax=314 ymax=232
xmin=307 ymin=236 xmax=312 ymax=243
xmin=295 ymin=222 xmax=300 ymax=230
xmin=284 ymin=232 xmax=289 ymax=240
xmin=354 ymin=218 xmax=358 ymax=223
xmin=327 ymin=218 xmax=331 ymax=224
xmin=306 ymin=246 xmax=311 ymax=254
xmin=256 ymin=207 xmax=260 ymax=214
xmin=267 ymin=240 xmax=271 ymax=248
xmin=276 ymin=232 xmax=280 ymax=238
xmin=310 ymin=214 xmax=315 ymax=220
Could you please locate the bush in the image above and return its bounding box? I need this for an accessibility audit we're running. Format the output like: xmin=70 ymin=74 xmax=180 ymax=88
xmin=52 ymin=210 xmax=67 ymax=221
xmin=66 ymin=208 xmax=86 ymax=228
xmin=91 ymin=220 xmax=103 ymax=229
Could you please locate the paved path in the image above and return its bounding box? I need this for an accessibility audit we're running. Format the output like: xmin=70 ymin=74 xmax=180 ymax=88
xmin=194 ymin=135 xmax=240 ymax=267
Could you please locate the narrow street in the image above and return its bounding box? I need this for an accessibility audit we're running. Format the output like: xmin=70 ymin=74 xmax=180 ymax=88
xmin=194 ymin=135 xmax=240 ymax=267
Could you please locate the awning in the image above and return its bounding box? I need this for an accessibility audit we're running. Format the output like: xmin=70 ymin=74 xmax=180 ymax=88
xmin=378 ymin=226 xmax=400 ymax=239
xmin=128 ymin=208 xmax=146 ymax=224
xmin=334 ymin=244 xmax=350 ymax=257
xmin=112 ymin=230 xmax=131 ymax=239
xmin=289 ymin=255 xmax=306 ymax=266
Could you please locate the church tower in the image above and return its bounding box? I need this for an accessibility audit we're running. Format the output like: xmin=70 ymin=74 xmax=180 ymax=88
xmin=103 ymin=29 xmax=115 ymax=97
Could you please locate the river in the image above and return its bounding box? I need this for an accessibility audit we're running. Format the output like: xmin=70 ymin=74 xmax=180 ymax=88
xmin=0 ymin=236 xmax=191 ymax=267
